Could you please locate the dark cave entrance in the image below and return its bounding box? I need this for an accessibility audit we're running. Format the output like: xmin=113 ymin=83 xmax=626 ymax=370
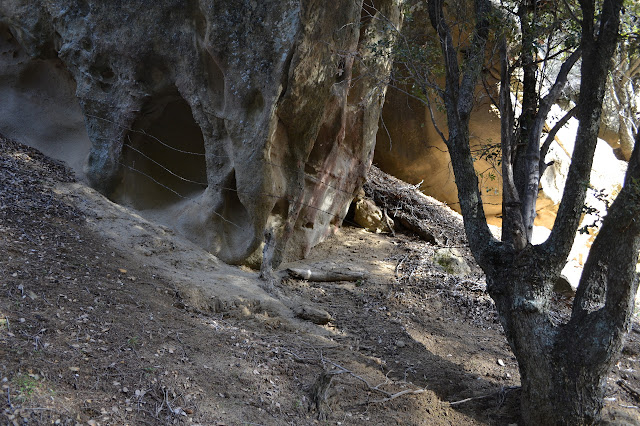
xmin=114 ymin=93 xmax=208 ymax=210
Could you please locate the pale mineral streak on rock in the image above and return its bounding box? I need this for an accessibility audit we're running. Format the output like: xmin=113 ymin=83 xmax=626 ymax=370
xmin=0 ymin=0 xmax=403 ymax=266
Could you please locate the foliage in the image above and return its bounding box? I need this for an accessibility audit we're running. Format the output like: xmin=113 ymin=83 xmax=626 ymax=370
xmin=621 ymin=0 xmax=640 ymax=53
xmin=578 ymin=185 xmax=615 ymax=234
xmin=11 ymin=373 xmax=41 ymax=402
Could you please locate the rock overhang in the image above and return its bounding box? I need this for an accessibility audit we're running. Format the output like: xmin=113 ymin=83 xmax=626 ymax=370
xmin=0 ymin=0 xmax=403 ymax=266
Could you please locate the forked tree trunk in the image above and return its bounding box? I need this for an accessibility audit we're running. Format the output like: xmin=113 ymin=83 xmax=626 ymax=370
xmin=487 ymin=133 xmax=640 ymax=424
xmin=487 ymin=263 xmax=619 ymax=425
xmin=488 ymin=263 xmax=638 ymax=425
xmin=424 ymin=0 xmax=633 ymax=422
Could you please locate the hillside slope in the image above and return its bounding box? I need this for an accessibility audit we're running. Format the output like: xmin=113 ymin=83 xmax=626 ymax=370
xmin=1 ymin=135 xmax=639 ymax=425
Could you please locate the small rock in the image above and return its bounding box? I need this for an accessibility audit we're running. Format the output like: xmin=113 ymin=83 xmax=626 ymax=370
xmin=433 ymin=248 xmax=471 ymax=276
xmin=497 ymin=358 xmax=505 ymax=367
xmin=353 ymin=198 xmax=393 ymax=233
xmin=395 ymin=340 xmax=406 ymax=348
xmin=294 ymin=305 xmax=332 ymax=325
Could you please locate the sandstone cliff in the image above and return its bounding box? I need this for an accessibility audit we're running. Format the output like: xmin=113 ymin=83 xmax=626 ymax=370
xmin=0 ymin=0 xmax=402 ymax=265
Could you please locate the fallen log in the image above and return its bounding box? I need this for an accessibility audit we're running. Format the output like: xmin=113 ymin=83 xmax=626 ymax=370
xmin=286 ymin=267 xmax=366 ymax=282
xmin=363 ymin=166 xmax=468 ymax=245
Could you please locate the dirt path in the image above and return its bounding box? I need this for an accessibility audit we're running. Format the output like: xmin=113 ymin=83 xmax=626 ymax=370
xmin=2 ymin=136 xmax=640 ymax=425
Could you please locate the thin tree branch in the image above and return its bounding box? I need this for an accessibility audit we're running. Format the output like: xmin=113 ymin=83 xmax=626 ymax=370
xmin=562 ymin=0 xmax=582 ymax=25
xmin=539 ymin=106 xmax=577 ymax=175
xmin=448 ymin=386 xmax=519 ymax=406
xmin=499 ymin=35 xmax=526 ymax=249
xmin=427 ymin=0 xmax=498 ymax=266
xmin=543 ymin=0 xmax=624 ymax=263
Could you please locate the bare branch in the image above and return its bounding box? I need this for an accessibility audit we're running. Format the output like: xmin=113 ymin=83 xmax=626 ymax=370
xmin=369 ymin=388 xmax=427 ymax=403
xmin=539 ymin=106 xmax=577 ymax=175
xmin=543 ymin=0 xmax=625 ymax=263
xmin=458 ymin=0 xmax=493 ymax=119
xmin=539 ymin=48 xmax=582 ymax=114
xmin=425 ymin=94 xmax=449 ymax=144
xmin=562 ymin=0 xmax=582 ymax=25
xmin=449 ymin=386 xmax=519 ymax=406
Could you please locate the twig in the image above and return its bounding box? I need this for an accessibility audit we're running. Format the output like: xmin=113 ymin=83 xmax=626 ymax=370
xmin=618 ymin=379 xmax=640 ymax=403
xmin=369 ymin=388 xmax=426 ymax=403
xmin=323 ymin=359 xmax=390 ymax=397
xmin=394 ymin=254 xmax=409 ymax=278
xmin=448 ymin=386 xmax=519 ymax=406
xmin=154 ymin=389 xmax=165 ymax=417
xmin=7 ymin=386 xmax=12 ymax=409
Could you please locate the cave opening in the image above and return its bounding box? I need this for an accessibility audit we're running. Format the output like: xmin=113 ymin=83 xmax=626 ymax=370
xmin=113 ymin=92 xmax=208 ymax=210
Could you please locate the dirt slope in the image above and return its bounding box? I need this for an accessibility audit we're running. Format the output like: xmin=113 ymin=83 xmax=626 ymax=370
xmin=2 ymin=135 xmax=640 ymax=425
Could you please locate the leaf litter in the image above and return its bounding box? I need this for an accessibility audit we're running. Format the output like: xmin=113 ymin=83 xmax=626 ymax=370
xmin=1 ymin=135 xmax=640 ymax=425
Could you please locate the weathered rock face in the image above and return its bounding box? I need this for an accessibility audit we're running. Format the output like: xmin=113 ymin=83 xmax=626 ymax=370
xmin=375 ymin=83 xmax=505 ymax=222
xmin=0 ymin=0 xmax=402 ymax=265
xmin=373 ymin=3 xmax=505 ymax=224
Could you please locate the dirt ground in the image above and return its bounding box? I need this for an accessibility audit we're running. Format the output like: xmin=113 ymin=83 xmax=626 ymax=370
xmin=2 ymin=135 xmax=640 ymax=425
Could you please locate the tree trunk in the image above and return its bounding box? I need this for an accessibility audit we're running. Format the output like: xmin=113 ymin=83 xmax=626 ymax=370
xmin=488 ymin=133 xmax=640 ymax=424
xmin=518 ymin=347 xmax=607 ymax=425
xmin=424 ymin=0 xmax=632 ymax=423
xmin=487 ymin=257 xmax=611 ymax=425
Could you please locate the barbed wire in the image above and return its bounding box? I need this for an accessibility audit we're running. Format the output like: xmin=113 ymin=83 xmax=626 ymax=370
xmin=87 ymin=113 xmax=361 ymax=200
xmin=118 ymin=154 xmax=365 ymax=231
xmin=123 ymin=139 xmax=208 ymax=186
xmin=87 ymin=114 xmax=206 ymax=156
xmin=84 ymin=113 xmax=406 ymax=253
xmin=117 ymin=161 xmax=239 ymax=229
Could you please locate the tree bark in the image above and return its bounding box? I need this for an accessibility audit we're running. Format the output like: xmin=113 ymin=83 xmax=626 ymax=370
xmin=487 ymin=256 xmax=631 ymax=425
xmin=487 ymin=261 xmax=608 ymax=425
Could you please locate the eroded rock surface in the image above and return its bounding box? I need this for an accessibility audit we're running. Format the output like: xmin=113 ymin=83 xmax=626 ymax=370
xmin=372 ymin=2 xmax=504 ymax=223
xmin=0 ymin=0 xmax=402 ymax=265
